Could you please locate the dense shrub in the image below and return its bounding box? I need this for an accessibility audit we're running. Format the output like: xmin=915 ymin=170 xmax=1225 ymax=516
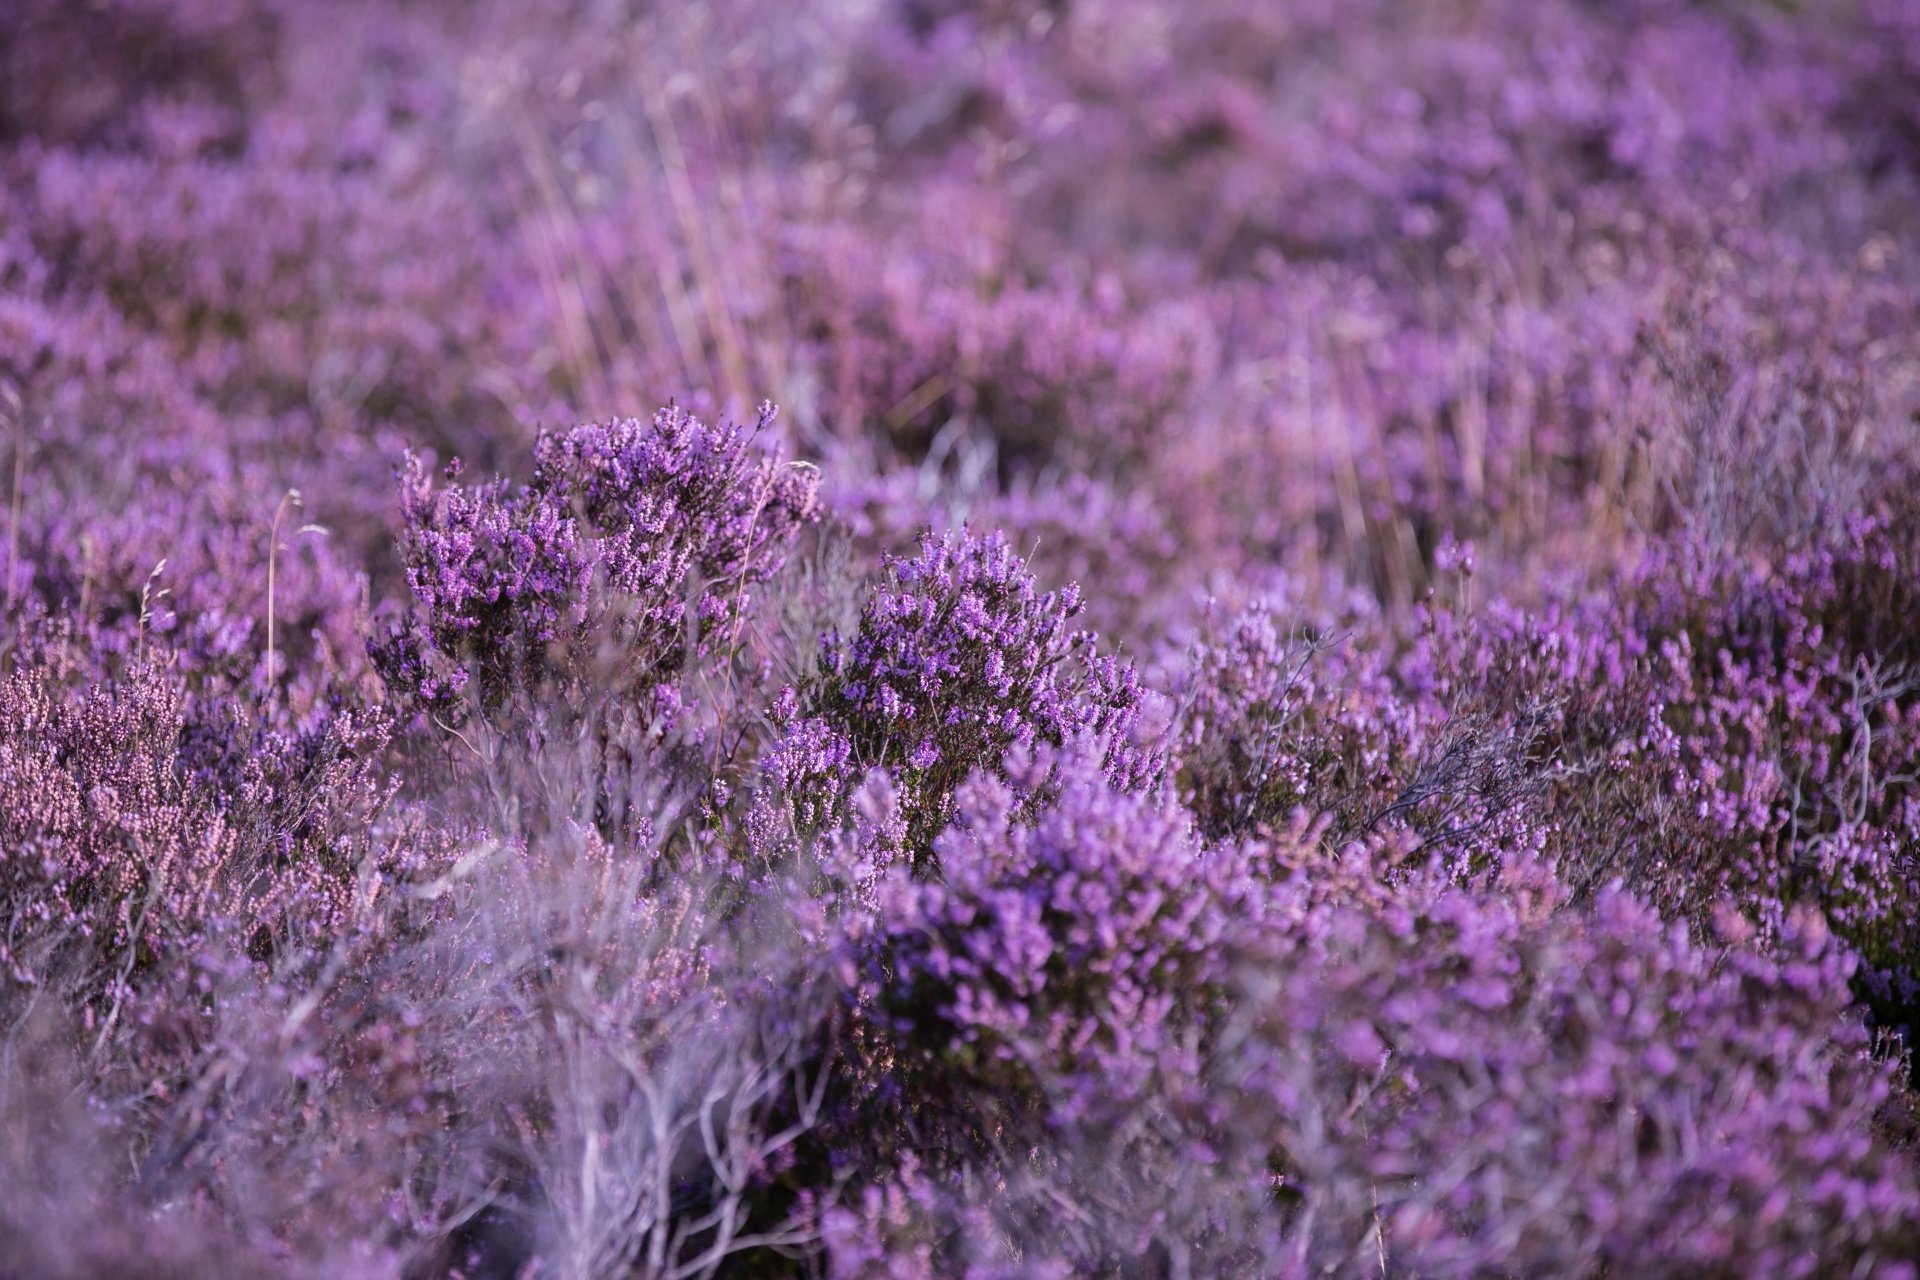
xmin=375 ymin=402 xmax=819 ymax=729
xmin=749 ymin=528 xmax=1151 ymax=867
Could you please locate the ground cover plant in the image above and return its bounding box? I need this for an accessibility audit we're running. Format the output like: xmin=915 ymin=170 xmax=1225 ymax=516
xmin=3 ymin=0 xmax=1920 ymax=1275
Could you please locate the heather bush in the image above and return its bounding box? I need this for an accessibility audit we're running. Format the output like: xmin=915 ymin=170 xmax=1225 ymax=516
xmin=814 ymin=756 xmax=1920 ymax=1276
xmin=860 ymin=744 xmax=1241 ymax=1125
xmin=1612 ymin=512 xmax=1920 ymax=1034
xmin=1213 ymin=866 xmax=1920 ymax=1278
xmin=1167 ymin=578 xmax=1580 ymax=886
xmin=812 ymin=744 xmax=1268 ymax=1271
xmin=375 ymin=402 xmax=818 ymax=732
xmin=750 ymin=528 xmax=1151 ymax=867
